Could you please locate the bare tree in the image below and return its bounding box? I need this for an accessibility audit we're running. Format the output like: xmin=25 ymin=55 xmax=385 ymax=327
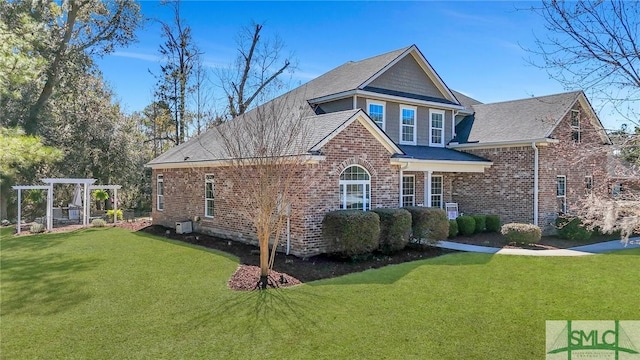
xmin=217 ymin=22 xmax=295 ymax=119
xmin=189 ymin=54 xmax=216 ymax=135
xmin=214 ymin=94 xmax=311 ymax=289
xmin=528 ymin=0 xmax=640 ymax=125
xmin=155 ymin=0 xmax=200 ymax=145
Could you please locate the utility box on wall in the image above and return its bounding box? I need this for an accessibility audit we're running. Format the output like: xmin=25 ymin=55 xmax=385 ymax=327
xmin=175 ymin=221 xmax=192 ymax=234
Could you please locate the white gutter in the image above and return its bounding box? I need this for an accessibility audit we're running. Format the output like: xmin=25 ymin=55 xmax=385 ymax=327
xmin=145 ymin=155 xmax=327 ymax=169
xmin=309 ymin=90 xmax=464 ymax=111
xmin=532 ymin=142 xmax=539 ymax=226
xmin=449 ymin=138 xmax=559 ymax=149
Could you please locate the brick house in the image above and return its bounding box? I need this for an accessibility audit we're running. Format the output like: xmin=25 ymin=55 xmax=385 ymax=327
xmin=147 ymin=45 xmax=611 ymax=256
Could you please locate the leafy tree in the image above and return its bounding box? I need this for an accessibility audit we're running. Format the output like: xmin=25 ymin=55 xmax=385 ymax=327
xmin=217 ymin=21 xmax=295 ymax=119
xmin=1 ymin=0 xmax=142 ymax=135
xmin=0 ymin=127 xmax=62 ymax=219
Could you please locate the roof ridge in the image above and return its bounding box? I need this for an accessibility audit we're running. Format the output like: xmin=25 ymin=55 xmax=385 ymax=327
xmin=474 ymin=90 xmax=582 ymax=108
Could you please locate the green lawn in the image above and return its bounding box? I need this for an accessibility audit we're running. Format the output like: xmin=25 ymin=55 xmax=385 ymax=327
xmin=1 ymin=228 xmax=638 ymax=359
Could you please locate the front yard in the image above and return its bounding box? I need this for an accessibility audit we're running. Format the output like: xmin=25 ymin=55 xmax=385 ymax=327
xmin=1 ymin=227 xmax=638 ymax=359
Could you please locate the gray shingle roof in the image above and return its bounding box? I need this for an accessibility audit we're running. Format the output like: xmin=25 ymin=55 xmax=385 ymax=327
xmin=451 ymin=90 xmax=482 ymax=112
xmin=148 ymin=46 xmax=413 ymax=166
xmin=395 ymin=145 xmax=490 ymax=162
xmin=462 ymin=91 xmax=582 ymax=143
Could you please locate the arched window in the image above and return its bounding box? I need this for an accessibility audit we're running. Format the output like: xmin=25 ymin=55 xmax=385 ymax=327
xmin=339 ymin=165 xmax=371 ymax=210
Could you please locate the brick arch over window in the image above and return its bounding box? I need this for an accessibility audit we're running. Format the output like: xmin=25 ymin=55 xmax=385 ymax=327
xmin=330 ymin=157 xmax=378 ymax=178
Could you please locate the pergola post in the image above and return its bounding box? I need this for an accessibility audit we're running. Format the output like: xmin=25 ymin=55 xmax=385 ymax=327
xmin=47 ymin=183 xmax=53 ymax=231
xmin=16 ymin=190 xmax=22 ymax=235
xmin=83 ymin=183 xmax=89 ymax=226
xmin=113 ymin=188 xmax=118 ymax=224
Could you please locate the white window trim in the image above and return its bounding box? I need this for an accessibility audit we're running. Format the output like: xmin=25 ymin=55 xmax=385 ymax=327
xmin=366 ymin=99 xmax=386 ymax=131
xmin=399 ymin=104 xmax=417 ymax=145
xmin=557 ymin=175 xmax=567 ymax=213
xmin=430 ymin=175 xmax=443 ymax=208
xmin=429 ymin=109 xmax=445 ymax=147
xmin=571 ymin=110 xmax=580 ymax=143
xmin=204 ymin=174 xmax=214 ymax=218
xmin=339 ymin=165 xmax=371 ymax=211
xmin=401 ymin=174 xmax=415 ymax=207
xmin=156 ymin=174 xmax=164 ymax=211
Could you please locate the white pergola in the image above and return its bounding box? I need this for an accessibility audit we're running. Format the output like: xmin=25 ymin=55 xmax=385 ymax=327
xmin=12 ymin=178 xmax=121 ymax=234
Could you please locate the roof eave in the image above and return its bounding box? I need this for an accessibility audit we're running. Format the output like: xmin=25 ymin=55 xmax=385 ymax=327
xmin=390 ymin=158 xmax=493 ymax=173
xmin=145 ymin=155 xmax=327 ymax=169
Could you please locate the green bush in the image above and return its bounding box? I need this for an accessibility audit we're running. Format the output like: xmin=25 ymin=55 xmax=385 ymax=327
xmin=456 ymin=215 xmax=476 ymax=236
xmin=322 ymin=210 xmax=380 ymax=258
xmin=403 ymin=207 xmax=449 ymax=244
xmin=501 ymin=223 xmax=542 ymax=245
xmin=372 ymin=208 xmax=411 ymax=254
xmin=472 ymin=215 xmax=486 ymax=234
xmin=30 ymin=223 xmax=45 ymax=233
xmin=448 ymin=219 xmax=459 ymax=238
xmin=486 ymin=215 xmax=501 ymax=233
xmin=92 ymin=218 xmax=107 ymax=227
xmin=106 ymin=209 xmax=123 ymax=221
xmin=555 ymin=216 xmax=592 ymax=241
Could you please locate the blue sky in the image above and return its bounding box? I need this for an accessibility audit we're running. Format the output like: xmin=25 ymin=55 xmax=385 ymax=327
xmin=95 ymin=1 xmax=624 ymax=130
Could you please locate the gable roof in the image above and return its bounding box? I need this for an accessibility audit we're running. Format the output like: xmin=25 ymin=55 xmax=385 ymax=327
xmin=451 ymin=90 xmax=614 ymax=146
xmin=451 ymin=90 xmax=482 ymax=113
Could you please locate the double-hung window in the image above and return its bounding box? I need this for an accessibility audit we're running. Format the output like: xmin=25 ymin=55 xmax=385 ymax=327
xmin=430 ymin=175 xmax=443 ymax=208
xmin=205 ymin=174 xmax=214 ymax=218
xmin=157 ymin=174 xmax=164 ymax=211
xmin=400 ymin=105 xmax=417 ymax=145
xmin=557 ymin=175 xmax=567 ymax=213
xmin=571 ymin=110 xmax=580 ymax=143
xmin=429 ymin=109 xmax=445 ymax=147
xmin=401 ymin=175 xmax=415 ymax=206
xmin=585 ymin=175 xmax=593 ymax=195
xmin=367 ymin=100 xmax=385 ymax=130
xmin=339 ymin=165 xmax=371 ymax=211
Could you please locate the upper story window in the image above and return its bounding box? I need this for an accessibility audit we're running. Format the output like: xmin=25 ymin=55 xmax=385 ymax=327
xmin=205 ymin=174 xmax=214 ymax=218
xmin=400 ymin=105 xmax=417 ymax=145
xmin=367 ymin=100 xmax=385 ymax=130
xmin=429 ymin=109 xmax=445 ymax=147
xmin=157 ymin=174 xmax=164 ymax=211
xmin=339 ymin=165 xmax=371 ymax=211
xmin=571 ymin=110 xmax=580 ymax=143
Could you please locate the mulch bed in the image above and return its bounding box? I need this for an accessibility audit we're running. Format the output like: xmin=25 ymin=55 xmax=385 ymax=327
xmin=138 ymin=225 xmax=453 ymax=291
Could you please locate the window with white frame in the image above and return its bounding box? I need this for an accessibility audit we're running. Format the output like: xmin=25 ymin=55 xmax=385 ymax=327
xmin=585 ymin=175 xmax=593 ymax=194
xmin=339 ymin=165 xmax=371 ymax=211
xmin=430 ymin=109 xmax=445 ymax=147
xmin=402 ymin=175 xmax=415 ymax=206
xmin=557 ymin=175 xmax=567 ymax=213
xmin=157 ymin=174 xmax=164 ymax=211
xmin=367 ymin=100 xmax=385 ymax=130
xmin=571 ymin=110 xmax=580 ymax=143
xmin=431 ymin=175 xmax=443 ymax=208
xmin=205 ymin=174 xmax=214 ymax=218
xmin=400 ymin=105 xmax=417 ymax=145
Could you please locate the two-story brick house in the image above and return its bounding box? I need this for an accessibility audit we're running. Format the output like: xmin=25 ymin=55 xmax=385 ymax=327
xmin=147 ymin=45 xmax=611 ymax=256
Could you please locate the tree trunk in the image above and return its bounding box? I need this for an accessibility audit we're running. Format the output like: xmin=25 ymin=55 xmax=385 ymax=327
xmin=258 ymin=227 xmax=270 ymax=290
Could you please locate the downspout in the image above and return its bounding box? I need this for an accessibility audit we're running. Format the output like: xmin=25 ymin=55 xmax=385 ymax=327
xmin=286 ymin=215 xmax=291 ymax=255
xmin=531 ymin=142 xmax=539 ymax=226
xmin=353 ymin=95 xmax=357 ymax=110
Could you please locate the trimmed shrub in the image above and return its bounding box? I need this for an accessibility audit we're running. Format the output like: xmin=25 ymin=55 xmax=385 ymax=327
xmin=486 ymin=215 xmax=501 ymax=233
xmin=322 ymin=210 xmax=380 ymax=258
xmin=555 ymin=216 xmax=592 ymax=241
xmin=472 ymin=215 xmax=486 ymax=234
xmin=372 ymin=208 xmax=411 ymax=254
xmin=106 ymin=209 xmax=123 ymax=221
xmin=456 ymin=215 xmax=476 ymax=236
xmin=92 ymin=218 xmax=107 ymax=227
xmin=448 ymin=219 xmax=459 ymax=238
xmin=501 ymin=223 xmax=542 ymax=245
xmin=403 ymin=207 xmax=449 ymax=244
xmin=30 ymin=223 xmax=45 ymax=233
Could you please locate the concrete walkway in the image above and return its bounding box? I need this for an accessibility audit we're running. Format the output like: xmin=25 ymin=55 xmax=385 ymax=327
xmin=436 ymin=237 xmax=640 ymax=256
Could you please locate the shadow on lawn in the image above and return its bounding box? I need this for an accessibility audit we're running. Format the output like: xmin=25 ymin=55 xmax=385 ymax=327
xmin=1 ymin=251 xmax=100 ymax=316
xmin=187 ymin=287 xmax=329 ymax=336
xmin=308 ymin=252 xmax=494 ymax=286
xmin=0 ymin=228 xmax=101 ymax=252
